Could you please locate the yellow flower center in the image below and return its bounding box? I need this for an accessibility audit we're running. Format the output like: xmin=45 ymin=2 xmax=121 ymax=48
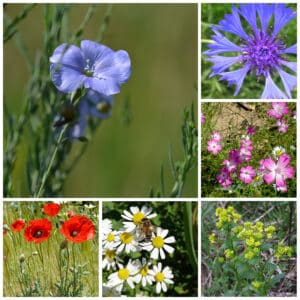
xmin=105 ymin=250 xmax=116 ymax=260
xmin=152 ymin=236 xmax=164 ymax=248
xmin=140 ymin=266 xmax=148 ymax=276
xmin=118 ymin=268 xmax=130 ymax=280
xmin=107 ymin=233 xmax=115 ymax=242
xmin=133 ymin=212 xmax=145 ymax=225
xmin=275 ymin=150 xmax=282 ymax=157
xmin=120 ymin=232 xmax=133 ymax=244
xmin=155 ymin=272 xmax=165 ymax=282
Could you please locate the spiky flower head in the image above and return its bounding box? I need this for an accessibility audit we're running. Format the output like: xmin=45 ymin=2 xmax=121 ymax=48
xmin=204 ymin=4 xmax=297 ymax=99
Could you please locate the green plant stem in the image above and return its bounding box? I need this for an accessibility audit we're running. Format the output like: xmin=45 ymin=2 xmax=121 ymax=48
xmin=35 ymin=124 xmax=69 ymax=198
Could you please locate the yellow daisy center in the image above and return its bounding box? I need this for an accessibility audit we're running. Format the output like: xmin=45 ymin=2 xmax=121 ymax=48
xmin=118 ymin=268 xmax=130 ymax=280
xmin=105 ymin=249 xmax=116 ymax=260
xmin=275 ymin=149 xmax=282 ymax=156
xmin=140 ymin=266 xmax=148 ymax=276
xmin=107 ymin=233 xmax=115 ymax=242
xmin=120 ymin=232 xmax=133 ymax=244
xmin=155 ymin=272 xmax=165 ymax=282
xmin=133 ymin=212 xmax=145 ymax=225
xmin=152 ymin=236 xmax=164 ymax=248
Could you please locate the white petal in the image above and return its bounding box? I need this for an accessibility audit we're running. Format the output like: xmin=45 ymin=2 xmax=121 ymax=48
xmin=164 ymin=236 xmax=176 ymax=243
xmin=151 ymin=248 xmax=159 ymax=259
xmin=147 ymin=213 xmax=157 ymax=219
xmin=163 ymin=244 xmax=175 ymax=254
xmin=127 ymin=277 xmax=135 ymax=289
xmin=160 ymin=229 xmax=169 ymax=238
xmin=162 ymin=281 xmax=167 ymax=292
xmin=142 ymin=244 xmax=153 ymax=252
xmin=156 ymin=282 xmax=161 ymax=294
xmin=122 ymin=210 xmax=133 ymax=219
xmin=130 ymin=206 xmax=139 ymax=214
xmin=165 ymin=278 xmax=174 ymax=284
xmin=160 ymin=248 xmax=166 ymax=259
xmin=142 ymin=276 xmax=147 ymax=287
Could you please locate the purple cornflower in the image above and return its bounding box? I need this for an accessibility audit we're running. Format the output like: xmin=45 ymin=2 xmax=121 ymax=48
xmin=207 ymin=139 xmax=222 ymax=155
xmin=50 ymin=40 xmax=131 ymax=96
xmin=239 ymin=165 xmax=255 ymax=184
xmin=263 ymin=153 xmax=294 ymax=188
xmin=216 ymin=168 xmax=232 ymax=188
xmin=204 ymin=4 xmax=297 ymax=99
xmin=268 ymin=102 xmax=290 ymax=118
xmin=276 ymin=119 xmax=289 ymax=133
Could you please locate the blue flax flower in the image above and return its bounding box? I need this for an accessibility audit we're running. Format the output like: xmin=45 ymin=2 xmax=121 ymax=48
xmin=50 ymin=40 xmax=131 ymax=96
xmin=55 ymin=89 xmax=113 ymax=140
xmin=204 ymin=4 xmax=297 ymax=99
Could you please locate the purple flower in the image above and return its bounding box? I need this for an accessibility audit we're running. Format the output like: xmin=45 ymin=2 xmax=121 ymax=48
xmin=216 ymin=168 xmax=232 ymax=187
xmin=239 ymin=146 xmax=252 ymax=162
xmin=204 ymin=4 xmax=297 ymax=99
xmin=247 ymin=126 xmax=255 ymax=136
xmin=211 ymin=131 xmax=222 ymax=142
xmin=201 ymin=112 xmax=206 ymax=123
xmin=263 ymin=153 xmax=294 ymax=188
xmin=207 ymin=139 xmax=222 ymax=155
xmin=56 ymin=90 xmax=113 ymax=140
xmin=276 ymin=119 xmax=289 ymax=133
xmin=268 ymin=102 xmax=290 ymax=118
xmin=222 ymin=159 xmax=238 ymax=173
xmin=240 ymin=138 xmax=253 ymax=151
xmin=50 ymin=40 xmax=131 ymax=96
xmin=239 ymin=165 xmax=256 ymax=184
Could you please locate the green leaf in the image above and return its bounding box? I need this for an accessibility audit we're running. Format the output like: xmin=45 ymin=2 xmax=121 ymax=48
xmin=270 ymin=273 xmax=285 ymax=287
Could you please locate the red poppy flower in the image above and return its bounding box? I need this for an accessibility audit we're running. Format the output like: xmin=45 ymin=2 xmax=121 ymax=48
xmin=24 ymin=219 xmax=52 ymax=244
xmin=60 ymin=215 xmax=95 ymax=243
xmin=43 ymin=203 xmax=61 ymax=217
xmin=11 ymin=219 xmax=26 ymax=232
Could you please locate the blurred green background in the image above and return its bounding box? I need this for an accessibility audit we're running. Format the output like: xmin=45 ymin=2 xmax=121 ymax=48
xmin=201 ymin=4 xmax=297 ymax=99
xmin=4 ymin=4 xmax=198 ymax=197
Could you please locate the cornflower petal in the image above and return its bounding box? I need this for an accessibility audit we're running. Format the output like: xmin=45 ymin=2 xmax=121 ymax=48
xmin=256 ymin=4 xmax=274 ymax=34
xmin=240 ymin=4 xmax=258 ymax=33
xmin=219 ymin=5 xmax=249 ymax=40
xmin=204 ymin=26 xmax=242 ymax=56
xmin=207 ymin=55 xmax=242 ymax=77
xmin=219 ymin=64 xmax=251 ymax=96
xmin=273 ymin=4 xmax=296 ymax=38
xmin=261 ymin=73 xmax=287 ymax=99
xmin=275 ymin=67 xmax=297 ymax=99
xmin=282 ymin=44 xmax=297 ymax=54
xmin=279 ymin=60 xmax=297 ymax=73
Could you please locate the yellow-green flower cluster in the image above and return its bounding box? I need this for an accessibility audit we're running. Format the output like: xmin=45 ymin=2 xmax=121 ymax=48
xmin=224 ymin=249 xmax=234 ymax=259
xmin=215 ymin=206 xmax=241 ymax=229
xmin=208 ymin=232 xmax=216 ymax=244
xmin=251 ymin=281 xmax=263 ymax=289
xmin=275 ymin=242 xmax=292 ymax=259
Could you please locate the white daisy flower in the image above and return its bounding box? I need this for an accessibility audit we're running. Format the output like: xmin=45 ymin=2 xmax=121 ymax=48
xmin=102 ymin=219 xmax=113 ymax=238
xmin=142 ymin=227 xmax=175 ymax=259
xmin=102 ymin=248 xmax=123 ymax=271
xmin=272 ymin=146 xmax=286 ymax=160
xmin=115 ymin=230 xmax=141 ymax=254
xmin=121 ymin=206 xmax=157 ymax=232
xmin=103 ymin=230 xmax=120 ymax=249
xmin=133 ymin=258 xmax=155 ymax=287
xmin=107 ymin=260 xmax=139 ymax=293
xmin=148 ymin=262 xmax=174 ymax=294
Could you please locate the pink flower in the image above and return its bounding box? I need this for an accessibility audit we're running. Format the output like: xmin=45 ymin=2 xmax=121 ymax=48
xmin=216 ymin=168 xmax=232 ymax=188
xmin=276 ymin=119 xmax=288 ymax=133
xmin=247 ymin=126 xmax=255 ymax=136
xmin=222 ymin=159 xmax=238 ymax=173
xmin=239 ymin=146 xmax=252 ymax=162
xmin=263 ymin=154 xmax=294 ymax=188
xmin=239 ymin=166 xmax=255 ymax=184
xmin=201 ymin=112 xmax=206 ymax=123
xmin=207 ymin=139 xmax=222 ymax=155
xmin=258 ymin=159 xmax=266 ymax=174
xmin=240 ymin=139 xmax=253 ymax=151
xmin=229 ymin=149 xmax=243 ymax=165
xmin=268 ymin=102 xmax=289 ymax=119
xmin=211 ymin=131 xmax=222 ymax=142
